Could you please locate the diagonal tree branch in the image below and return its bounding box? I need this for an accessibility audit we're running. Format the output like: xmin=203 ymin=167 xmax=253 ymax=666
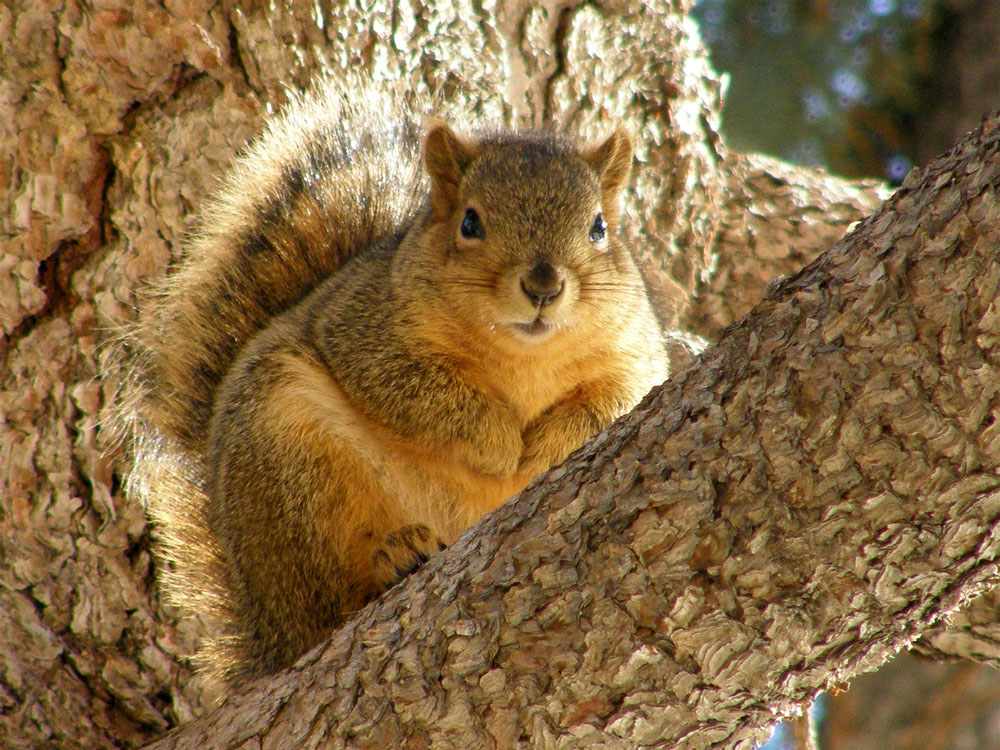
xmin=143 ymin=111 xmax=1000 ymax=750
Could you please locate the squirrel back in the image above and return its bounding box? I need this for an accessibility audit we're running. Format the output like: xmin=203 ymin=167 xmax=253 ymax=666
xmin=117 ymin=77 xmax=669 ymax=688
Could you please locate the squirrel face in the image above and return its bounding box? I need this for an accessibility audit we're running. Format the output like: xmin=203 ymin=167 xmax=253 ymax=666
xmin=419 ymin=123 xmax=636 ymax=348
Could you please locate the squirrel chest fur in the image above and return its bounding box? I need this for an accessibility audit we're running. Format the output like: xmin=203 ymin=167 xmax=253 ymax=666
xmin=123 ymin=80 xmax=668 ymax=684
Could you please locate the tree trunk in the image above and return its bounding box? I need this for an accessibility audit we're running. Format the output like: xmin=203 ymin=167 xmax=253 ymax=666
xmin=1 ymin=1 xmax=996 ymax=749
xmin=824 ymin=651 xmax=1000 ymax=750
xmin=912 ymin=0 xmax=1000 ymax=169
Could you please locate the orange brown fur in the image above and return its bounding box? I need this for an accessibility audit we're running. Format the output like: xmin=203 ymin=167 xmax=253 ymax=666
xmin=119 ymin=78 xmax=668 ymax=685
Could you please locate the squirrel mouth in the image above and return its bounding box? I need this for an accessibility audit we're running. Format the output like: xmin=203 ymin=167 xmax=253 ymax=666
xmin=513 ymin=317 xmax=553 ymax=336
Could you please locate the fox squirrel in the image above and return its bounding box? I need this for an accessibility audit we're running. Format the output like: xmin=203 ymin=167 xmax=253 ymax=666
xmin=118 ymin=78 xmax=668 ymax=686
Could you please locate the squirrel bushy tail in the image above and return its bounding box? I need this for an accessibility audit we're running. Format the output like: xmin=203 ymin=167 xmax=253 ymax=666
xmin=116 ymin=79 xmax=426 ymax=686
xmin=135 ymin=81 xmax=425 ymax=454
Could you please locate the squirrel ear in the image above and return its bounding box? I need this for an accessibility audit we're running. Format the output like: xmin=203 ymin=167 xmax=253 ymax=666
xmin=424 ymin=120 xmax=477 ymax=219
xmin=582 ymin=127 xmax=633 ymax=209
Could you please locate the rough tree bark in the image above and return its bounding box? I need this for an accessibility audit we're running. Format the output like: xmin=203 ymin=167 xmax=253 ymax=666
xmin=1 ymin=1 xmax=996 ymax=749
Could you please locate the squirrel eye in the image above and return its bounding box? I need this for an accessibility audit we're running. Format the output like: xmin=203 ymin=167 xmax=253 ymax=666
xmin=460 ymin=208 xmax=484 ymax=239
xmin=589 ymin=212 xmax=607 ymax=242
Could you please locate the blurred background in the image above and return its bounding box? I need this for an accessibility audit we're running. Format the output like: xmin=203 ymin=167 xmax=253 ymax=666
xmin=691 ymin=0 xmax=999 ymax=183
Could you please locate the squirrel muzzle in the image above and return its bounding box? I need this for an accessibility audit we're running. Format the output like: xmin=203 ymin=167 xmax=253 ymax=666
xmin=497 ymin=259 xmax=577 ymax=340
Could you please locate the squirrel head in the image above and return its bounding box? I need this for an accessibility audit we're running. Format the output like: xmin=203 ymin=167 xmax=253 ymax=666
xmin=418 ymin=121 xmax=639 ymax=348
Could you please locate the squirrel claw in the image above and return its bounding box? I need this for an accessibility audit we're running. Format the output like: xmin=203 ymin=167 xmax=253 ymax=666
xmin=370 ymin=524 xmax=446 ymax=590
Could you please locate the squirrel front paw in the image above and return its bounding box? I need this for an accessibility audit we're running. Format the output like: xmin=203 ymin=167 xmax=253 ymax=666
xmin=370 ymin=524 xmax=446 ymax=591
xmin=459 ymin=416 xmax=523 ymax=478
xmin=518 ymin=410 xmax=598 ymax=480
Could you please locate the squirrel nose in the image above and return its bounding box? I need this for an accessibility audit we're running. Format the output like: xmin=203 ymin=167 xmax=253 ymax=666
xmin=520 ymin=262 xmax=565 ymax=308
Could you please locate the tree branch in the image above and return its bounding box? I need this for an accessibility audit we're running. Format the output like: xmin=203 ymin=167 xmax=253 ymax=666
xmin=143 ymin=112 xmax=1000 ymax=750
